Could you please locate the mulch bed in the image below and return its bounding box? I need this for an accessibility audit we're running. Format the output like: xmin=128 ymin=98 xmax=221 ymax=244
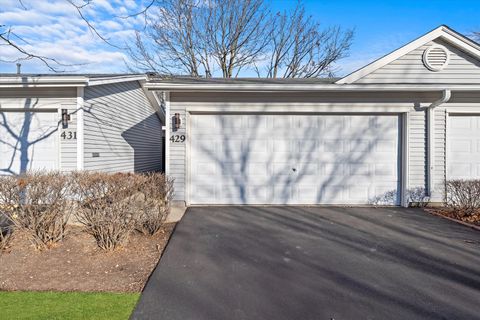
xmin=0 ymin=224 xmax=175 ymax=293
xmin=426 ymin=208 xmax=480 ymax=229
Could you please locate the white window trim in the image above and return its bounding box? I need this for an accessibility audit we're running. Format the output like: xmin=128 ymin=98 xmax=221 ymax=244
xmin=164 ymin=91 xmax=171 ymax=176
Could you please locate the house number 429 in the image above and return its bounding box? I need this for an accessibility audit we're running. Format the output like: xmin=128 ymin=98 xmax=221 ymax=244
xmin=170 ymin=135 xmax=186 ymax=143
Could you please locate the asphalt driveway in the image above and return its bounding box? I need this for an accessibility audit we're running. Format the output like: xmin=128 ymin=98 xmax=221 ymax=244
xmin=131 ymin=207 xmax=480 ymax=320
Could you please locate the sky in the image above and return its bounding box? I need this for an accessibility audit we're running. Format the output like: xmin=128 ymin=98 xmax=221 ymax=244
xmin=0 ymin=0 xmax=479 ymax=76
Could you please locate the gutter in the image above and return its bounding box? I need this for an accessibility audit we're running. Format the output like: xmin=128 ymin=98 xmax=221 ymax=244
xmin=0 ymin=76 xmax=88 ymax=88
xmin=427 ymin=89 xmax=451 ymax=197
xmin=144 ymin=83 xmax=480 ymax=92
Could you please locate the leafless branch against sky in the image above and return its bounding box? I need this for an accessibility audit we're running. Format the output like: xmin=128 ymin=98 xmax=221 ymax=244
xmin=127 ymin=0 xmax=354 ymax=78
xmin=0 ymin=24 xmax=76 ymax=72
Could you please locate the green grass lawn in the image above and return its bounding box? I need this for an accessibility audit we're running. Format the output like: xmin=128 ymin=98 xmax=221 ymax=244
xmin=0 ymin=291 xmax=140 ymax=320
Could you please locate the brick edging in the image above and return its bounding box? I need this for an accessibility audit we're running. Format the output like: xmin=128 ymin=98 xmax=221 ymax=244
xmin=426 ymin=210 xmax=480 ymax=231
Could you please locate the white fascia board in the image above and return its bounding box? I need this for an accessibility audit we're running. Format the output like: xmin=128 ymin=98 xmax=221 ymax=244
xmin=87 ymin=75 xmax=147 ymax=86
xmin=0 ymin=76 xmax=88 ymax=88
xmin=145 ymin=83 xmax=480 ymax=92
xmin=336 ymin=26 xmax=480 ymax=85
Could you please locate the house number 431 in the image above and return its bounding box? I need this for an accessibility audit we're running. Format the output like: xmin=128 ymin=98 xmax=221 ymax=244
xmin=61 ymin=131 xmax=77 ymax=140
xmin=170 ymin=135 xmax=186 ymax=143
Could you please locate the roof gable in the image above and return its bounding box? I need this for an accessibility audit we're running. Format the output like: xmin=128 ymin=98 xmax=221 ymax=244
xmin=337 ymin=25 xmax=480 ymax=84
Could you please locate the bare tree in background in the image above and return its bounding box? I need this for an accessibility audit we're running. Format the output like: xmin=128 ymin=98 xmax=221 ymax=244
xmin=129 ymin=0 xmax=353 ymax=78
xmin=205 ymin=0 xmax=269 ymax=78
xmin=128 ymin=0 xmax=271 ymax=78
xmin=127 ymin=0 xmax=206 ymax=77
xmin=473 ymin=32 xmax=480 ymax=42
xmin=264 ymin=3 xmax=353 ymax=78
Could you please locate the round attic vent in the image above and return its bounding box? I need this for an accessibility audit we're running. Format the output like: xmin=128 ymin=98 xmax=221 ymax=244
xmin=423 ymin=45 xmax=450 ymax=71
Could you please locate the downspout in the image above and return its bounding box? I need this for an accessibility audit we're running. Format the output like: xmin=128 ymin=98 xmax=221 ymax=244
xmin=427 ymin=89 xmax=451 ymax=198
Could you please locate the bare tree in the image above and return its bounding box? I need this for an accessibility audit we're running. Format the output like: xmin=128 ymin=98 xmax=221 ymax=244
xmin=473 ymin=32 xmax=480 ymax=42
xmin=127 ymin=0 xmax=208 ymax=76
xmin=205 ymin=0 xmax=270 ymax=78
xmin=128 ymin=0 xmax=270 ymax=78
xmin=263 ymin=3 xmax=353 ymax=78
xmin=129 ymin=0 xmax=353 ymax=78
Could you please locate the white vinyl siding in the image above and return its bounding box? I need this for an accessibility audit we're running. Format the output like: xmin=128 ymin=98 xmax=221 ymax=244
xmin=433 ymin=108 xmax=447 ymax=198
xmin=169 ymin=103 xmax=187 ymax=201
xmin=356 ymin=39 xmax=480 ymax=84
xmin=407 ymin=109 xmax=426 ymax=190
xmin=60 ymin=103 xmax=78 ymax=172
xmin=83 ymin=81 xmax=163 ymax=173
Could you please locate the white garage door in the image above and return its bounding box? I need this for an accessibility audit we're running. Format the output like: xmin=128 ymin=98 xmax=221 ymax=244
xmin=0 ymin=111 xmax=59 ymax=175
xmin=447 ymin=114 xmax=480 ymax=179
xmin=189 ymin=114 xmax=401 ymax=205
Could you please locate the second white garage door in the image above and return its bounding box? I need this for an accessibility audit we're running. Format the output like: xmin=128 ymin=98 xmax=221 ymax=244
xmin=447 ymin=114 xmax=480 ymax=179
xmin=189 ymin=114 xmax=401 ymax=205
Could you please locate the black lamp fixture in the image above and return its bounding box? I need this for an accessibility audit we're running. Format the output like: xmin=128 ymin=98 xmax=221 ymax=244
xmin=173 ymin=113 xmax=181 ymax=130
xmin=61 ymin=109 xmax=70 ymax=128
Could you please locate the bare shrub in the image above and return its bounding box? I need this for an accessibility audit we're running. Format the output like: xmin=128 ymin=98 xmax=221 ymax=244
xmin=0 ymin=172 xmax=71 ymax=250
xmin=135 ymin=173 xmax=174 ymax=235
xmin=72 ymin=172 xmax=140 ymax=251
xmin=445 ymin=179 xmax=480 ymax=217
xmin=0 ymin=176 xmax=18 ymax=251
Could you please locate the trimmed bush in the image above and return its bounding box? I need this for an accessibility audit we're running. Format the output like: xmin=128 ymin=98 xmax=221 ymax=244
xmin=72 ymin=172 xmax=174 ymax=250
xmin=71 ymin=172 xmax=139 ymax=251
xmin=0 ymin=171 xmax=174 ymax=251
xmin=0 ymin=172 xmax=71 ymax=250
xmin=135 ymin=173 xmax=174 ymax=235
xmin=445 ymin=179 xmax=480 ymax=217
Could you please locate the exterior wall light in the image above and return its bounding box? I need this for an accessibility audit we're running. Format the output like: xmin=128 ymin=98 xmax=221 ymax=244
xmin=61 ymin=109 xmax=71 ymax=128
xmin=173 ymin=113 xmax=182 ymax=130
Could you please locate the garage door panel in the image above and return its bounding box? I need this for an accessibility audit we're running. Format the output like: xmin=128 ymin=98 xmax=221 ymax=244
xmin=190 ymin=114 xmax=400 ymax=205
xmin=448 ymin=115 xmax=480 ymax=180
xmin=0 ymin=111 xmax=58 ymax=175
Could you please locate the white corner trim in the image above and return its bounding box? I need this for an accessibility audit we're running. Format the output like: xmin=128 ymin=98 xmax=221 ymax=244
xmin=401 ymin=112 xmax=410 ymax=207
xmin=336 ymin=26 xmax=480 ymax=84
xmin=76 ymin=87 xmax=85 ymax=170
xmin=164 ymin=91 xmax=171 ymax=176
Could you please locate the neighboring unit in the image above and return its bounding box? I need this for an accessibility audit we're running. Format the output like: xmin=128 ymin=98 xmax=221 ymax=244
xmin=0 ymin=74 xmax=165 ymax=175
xmin=145 ymin=25 xmax=480 ymax=207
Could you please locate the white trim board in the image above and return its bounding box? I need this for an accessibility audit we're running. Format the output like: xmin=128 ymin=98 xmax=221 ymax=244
xmin=185 ymin=105 xmax=412 ymax=113
xmin=145 ymin=83 xmax=480 ymax=92
xmin=336 ymin=25 xmax=480 ymax=84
